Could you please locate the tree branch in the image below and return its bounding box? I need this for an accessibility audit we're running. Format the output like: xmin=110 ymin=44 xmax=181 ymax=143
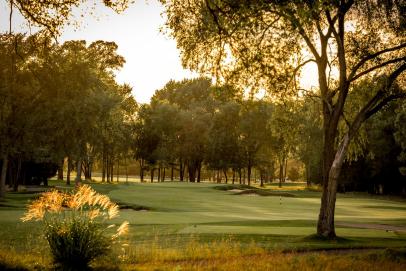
xmin=348 ymin=63 xmax=406 ymax=139
xmin=350 ymin=57 xmax=406 ymax=82
xmin=348 ymin=43 xmax=406 ymax=80
xmin=365 ymin=93 xmax=406 ymax=120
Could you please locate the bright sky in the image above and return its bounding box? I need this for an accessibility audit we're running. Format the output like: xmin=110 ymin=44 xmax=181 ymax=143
xmin=0 ymin=0 xmax=318 ymax=104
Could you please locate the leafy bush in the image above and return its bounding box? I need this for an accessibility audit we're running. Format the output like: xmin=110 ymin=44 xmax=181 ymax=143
xmin=21 ymin=185 xmax=129 ymax=270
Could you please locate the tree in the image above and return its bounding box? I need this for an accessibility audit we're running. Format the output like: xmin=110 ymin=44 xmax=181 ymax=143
xmin=8 ymin=0 xmax=131 ymax=35
xmin=206 ymin=100 xmax=241 ymax=183
xmin=150 ymin=78 xmax=214 ymax=182
xmin=0 ymin=34 xmax=131 ymax=195
xmin=239 ymin=100 xmax=272 ymax=186
xmin=395 ymin=103 xmax=406 ymax=177
xmin=161 ymin=0 xmax=406 ymax=237
xmin=296 ymin=97 xmax=323 ymax=186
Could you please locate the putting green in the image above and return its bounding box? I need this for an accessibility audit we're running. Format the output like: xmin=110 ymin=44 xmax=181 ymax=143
xmin=103 ymin=182 xmax=406 ymax=238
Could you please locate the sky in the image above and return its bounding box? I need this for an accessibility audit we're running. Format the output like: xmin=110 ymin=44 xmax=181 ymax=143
xmin=0 ymin=0 xmax=318 ymax=104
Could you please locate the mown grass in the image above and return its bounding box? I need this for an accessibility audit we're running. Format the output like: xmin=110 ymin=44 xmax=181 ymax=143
xmin=0 ymin=180 xmax=405 ymax=270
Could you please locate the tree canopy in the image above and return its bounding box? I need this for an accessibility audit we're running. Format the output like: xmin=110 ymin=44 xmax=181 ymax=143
xmin=161 ymin=0 xmax=406 ymax=237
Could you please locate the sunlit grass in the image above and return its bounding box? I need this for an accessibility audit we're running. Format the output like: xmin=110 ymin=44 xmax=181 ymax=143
xmin=1 ymin=239 xmax=405 ymax=270
xmin=0 ymin=181 xmax=405 ymax=269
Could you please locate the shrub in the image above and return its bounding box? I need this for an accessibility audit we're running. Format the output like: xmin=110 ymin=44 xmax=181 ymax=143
xmin=21 ymin=185 xmax=129 ymax=270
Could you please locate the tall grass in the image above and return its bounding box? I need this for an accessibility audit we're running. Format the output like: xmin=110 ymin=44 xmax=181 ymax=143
xmin=1 ymin=237 xmax=405 ymax=270
xmin=20 ymin=185 xmax=129 ymax=270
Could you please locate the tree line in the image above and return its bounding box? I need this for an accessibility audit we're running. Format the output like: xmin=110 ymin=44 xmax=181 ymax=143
xmin=0 ymin=33 xmax=136 ymax=196
xmin=0 ymin=32 xmax=404 ymax=199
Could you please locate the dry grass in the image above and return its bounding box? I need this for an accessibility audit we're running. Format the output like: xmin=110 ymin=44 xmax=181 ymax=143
xmin=127 ymin=253 xmax=406 ymax=271
xmin=1 ymin=237 xmax=405 ymax=270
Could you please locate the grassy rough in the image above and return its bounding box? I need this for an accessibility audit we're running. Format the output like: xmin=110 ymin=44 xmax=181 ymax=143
xmin=0 ymin=181 xmax=405 ymax=269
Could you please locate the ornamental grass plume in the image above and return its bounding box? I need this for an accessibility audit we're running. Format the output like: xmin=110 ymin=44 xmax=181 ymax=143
xmin=21 ymin=184 xmax=129 ymax=270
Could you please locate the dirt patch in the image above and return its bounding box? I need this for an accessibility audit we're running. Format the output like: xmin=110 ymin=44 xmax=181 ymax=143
xmin=336 ymin=222 xmax=406 ymax=233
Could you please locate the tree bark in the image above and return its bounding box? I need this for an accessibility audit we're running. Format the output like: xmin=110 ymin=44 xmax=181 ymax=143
xmin=102 ymin=148 xmax=106 ymax=182
xmin=188 ymin=162 xmax=196 ymax=182
xmin=109 ymin=156 xmax=114 ymax=183
xmin=75 ymin=159 xmax=82 ymax=187
xmin=150 ymin=168 xmax=154 ymax=183
xmin=317 ymin=134 xmax=350 ymax=238
xmin=139 ymin=159 xmax=144 ymax=182
xmin=67 ymin=157 xmax=71 ymax=185
xmin=223 ymin=169 xmax=228 ymax=183
xmin=125 ymin=158 xmax=128 ymax=183
xmin=0 ymin=154 xmax=9 ymax=198
xmin=197 ymin=163 xmax=201 ymax=182
xmin=58 ymin=159 xmax=64 ymax=180
xmin=13 ymin=157 xmax=21 ymax=192
xmin=279 ymin=161 xmax=283 ymax=188
xmin=247 ymin=162 xmax=252 ymax=186
xmin=116 ymin=159 xmax=119 ymax=182
xmin=179 ymin=161 xmax=184 ymax=181
xmin=171 ymin=165 xmax=174 ymax=181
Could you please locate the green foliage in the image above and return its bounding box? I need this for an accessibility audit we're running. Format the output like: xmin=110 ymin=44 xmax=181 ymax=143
xmin=21 ymin=185 xmax=129 ymax=270
xmin=45 ymin=217 xmax=110 ymax=270
xmin=12 ymin=0 xmax=131 ymax=36
xmin=288 ymin=167 xmax=301 ymax=182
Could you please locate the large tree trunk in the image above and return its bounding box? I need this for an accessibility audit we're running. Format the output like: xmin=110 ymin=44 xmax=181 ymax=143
xmin=0 ymin=154 xmax=9 ymax=198
xmin=317 ymin=134 xmax=350 ymax=238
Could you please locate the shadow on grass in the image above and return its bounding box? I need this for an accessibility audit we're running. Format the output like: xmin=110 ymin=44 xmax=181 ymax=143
xmin=213 ymin=184 xmax=253 ymax=191
xmin=302 ymin=233 xmax=352 ymax=243
xmin=234 ymin=189 xmax=296 ymax=197
xmin=115 ymin=201 xmax=151 ymax=211
xmin=0 ymin=263 xmax=28 ymax=271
